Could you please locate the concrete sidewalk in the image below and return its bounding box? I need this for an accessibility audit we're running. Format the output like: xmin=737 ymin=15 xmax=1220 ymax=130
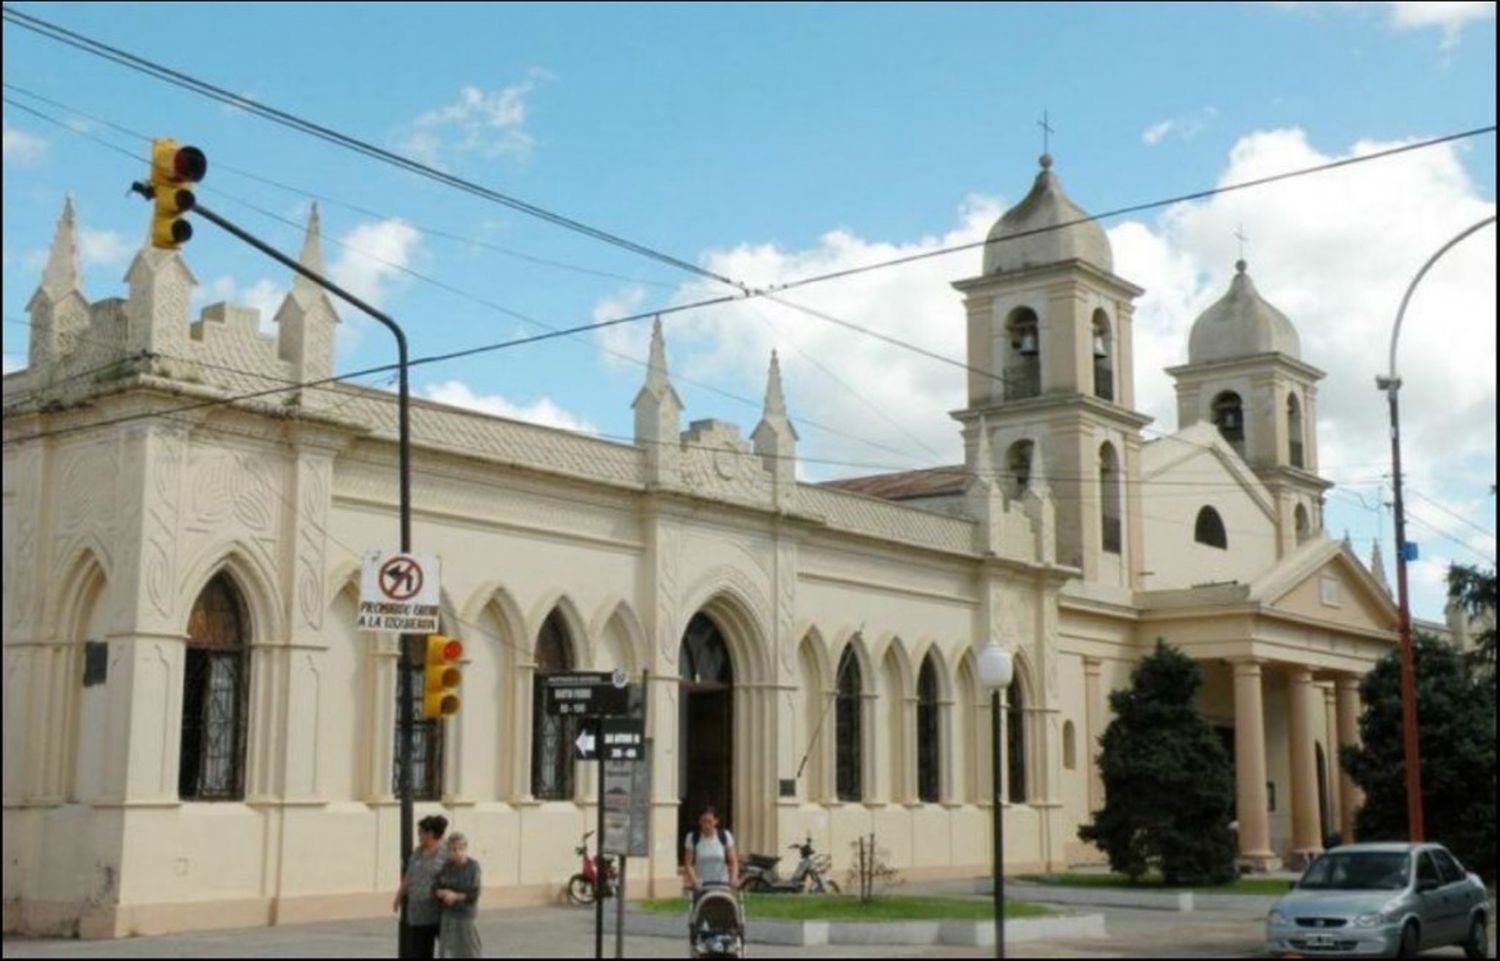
xmin=1 ymin=904 xmax=987 ymax=959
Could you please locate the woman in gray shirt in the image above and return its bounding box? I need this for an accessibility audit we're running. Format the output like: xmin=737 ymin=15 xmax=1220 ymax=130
xmin=434 ymin=832 xmax=482 ymax=959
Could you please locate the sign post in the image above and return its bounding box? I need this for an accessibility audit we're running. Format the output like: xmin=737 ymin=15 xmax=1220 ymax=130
xmin=546 ymin=670 xmax=631 ymax=961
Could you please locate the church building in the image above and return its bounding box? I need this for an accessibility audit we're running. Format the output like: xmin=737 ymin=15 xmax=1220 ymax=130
xmin=2 ymin=155 xmax=1400 ymax=938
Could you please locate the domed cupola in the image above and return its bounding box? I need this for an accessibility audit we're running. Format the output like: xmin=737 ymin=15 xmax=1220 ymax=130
xmin=1187 ymin=259 xmax=1301 ymax=364
xmin=983 ymin=154 xmax=1114 ymax=275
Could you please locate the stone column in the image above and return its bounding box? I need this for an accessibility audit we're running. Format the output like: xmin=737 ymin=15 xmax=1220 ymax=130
xmin=1083 ymin=658 xmax=1105 ymax=814
xmin=1322 ymin=685 xmax=1342 ymax=840
xmin=1232 ymin=660 xmax=1275 ymax=869
xmin=1288 ymin=667 xmax=1323 ymax=866
xmin=1335 ymin=677 xmax=1364 ymax=842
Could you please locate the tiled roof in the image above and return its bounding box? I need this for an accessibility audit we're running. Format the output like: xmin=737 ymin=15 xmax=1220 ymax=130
xmin=819 ymin=465 xmax=968 ymax=501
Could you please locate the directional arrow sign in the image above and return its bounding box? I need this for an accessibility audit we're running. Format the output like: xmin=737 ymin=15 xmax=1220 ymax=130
xmin=574 ymin=725 xmax=598 ymax=761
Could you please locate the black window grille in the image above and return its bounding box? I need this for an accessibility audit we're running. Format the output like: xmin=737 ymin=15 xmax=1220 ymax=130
xmin=531 ymin=610 xmax=576 ymax=800
xmin=394 ymin=660 xmax=444 ymax=800
xmin=917 ymin=656 xmax=942 ymax=803
xmin=1007 ymin=676 xmax=1027 ymax=804
xmin=179 ymin=573 xmax=250 ymax=801
xmin=835 ymin=648 xmax=863 ymax=802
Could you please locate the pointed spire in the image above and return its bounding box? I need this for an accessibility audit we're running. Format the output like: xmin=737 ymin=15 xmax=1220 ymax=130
xmin=645 ymin=315 xmax=670 ymax=393
xmin=38 ymin=195 xmax=81 ymax=302
xmin=1369 ymin=540 xmax=1391 ymax=594
xmin=972 ymin=418 xmax=995 ymax=481
xmin=290 ymin=202 xmax=330 ymax=307
xmin=299 ymin=202 xmax=326 ymax=275
xmin=1342 ymin=529 xmax=1353 ymax=551
xmin=764 ymin=349 xmax=787 ymax=418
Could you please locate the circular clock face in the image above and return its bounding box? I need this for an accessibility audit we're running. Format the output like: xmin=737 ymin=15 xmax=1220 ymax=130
xmin=713 ymin=443 xmax=739 ymax=480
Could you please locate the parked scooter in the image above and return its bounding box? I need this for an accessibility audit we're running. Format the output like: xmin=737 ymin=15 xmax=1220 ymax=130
xmin=566 ymin=830 xmax=618 ymax=905
xmin=739 ymin=836 xmax=840 ymax=894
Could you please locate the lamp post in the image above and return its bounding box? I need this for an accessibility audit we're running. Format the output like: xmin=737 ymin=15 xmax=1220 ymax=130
xmin=1377 ymin=214 xmax=1495 ymax=845
xmin=978 ymin=642 xmax=1015 ymax=960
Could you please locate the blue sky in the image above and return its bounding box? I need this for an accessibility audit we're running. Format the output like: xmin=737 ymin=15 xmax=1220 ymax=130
xmin=3 ymin=1 xmax=1496 ymax=621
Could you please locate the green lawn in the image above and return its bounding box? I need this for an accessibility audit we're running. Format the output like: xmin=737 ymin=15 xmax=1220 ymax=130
xmin=639 ymin=893 xmax=1055 ymax=921
xmin=1019 ymin=871 xmax=1292 ymax=895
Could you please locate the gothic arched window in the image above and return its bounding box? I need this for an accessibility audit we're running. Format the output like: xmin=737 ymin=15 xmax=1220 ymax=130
xmin=531 ymin=609 xmax=577 ymax=800
xmin=1092 ymin=309 xmax=1114 ymax=402
xmin=179 ymin=573 xmax=250 ymax=801
xmin=917 ymin=653 xmax=942 ymax=803
xmin=1212 ymin=391 xmax=1245 ymax=455
xmin=1195 ymin=506 xmax=1229 ymax=549
xmin=835 ymin=647 xmax=863 ymax=802
xmin=1100 ymin=442 xmax=1122 ymax=555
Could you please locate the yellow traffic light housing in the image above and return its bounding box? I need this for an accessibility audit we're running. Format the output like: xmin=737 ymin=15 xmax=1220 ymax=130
xmin=149 ymin=138 xmax=206 ymax=249
xmin=422 ymin=635 xmax=463 ymax=719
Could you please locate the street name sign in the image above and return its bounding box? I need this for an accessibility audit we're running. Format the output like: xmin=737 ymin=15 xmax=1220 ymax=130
xmin=544 ymin=671 xmax=630 ymax=718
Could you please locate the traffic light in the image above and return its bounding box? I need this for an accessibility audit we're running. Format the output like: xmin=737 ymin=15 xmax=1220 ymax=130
xmin=149 ymin=138 xmax=207 ymax=249
xmin=422 ymin=634 xmax=463 ymax=719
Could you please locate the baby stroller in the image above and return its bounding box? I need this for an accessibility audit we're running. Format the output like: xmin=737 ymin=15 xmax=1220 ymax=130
xmin=688 ymin=881 xmax=746 ymax=958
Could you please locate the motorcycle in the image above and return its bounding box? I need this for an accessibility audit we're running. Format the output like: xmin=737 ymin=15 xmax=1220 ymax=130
xmin=739 ymin=836 xmax=840 ymax=894
xmin=566 ymin=830 xmax=618 ymax=905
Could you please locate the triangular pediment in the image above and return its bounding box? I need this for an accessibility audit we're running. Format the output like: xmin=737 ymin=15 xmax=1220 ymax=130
xmin=1251 ymin=538 xmax=1399 ymax=633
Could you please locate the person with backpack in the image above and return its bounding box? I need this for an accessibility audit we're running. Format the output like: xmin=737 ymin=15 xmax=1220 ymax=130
xmin=683 ymin=806 xmax=739 ymax=896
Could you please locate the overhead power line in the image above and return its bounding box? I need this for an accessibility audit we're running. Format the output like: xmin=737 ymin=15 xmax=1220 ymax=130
xmin=3 ymin=7 xmax=1493 ymax=397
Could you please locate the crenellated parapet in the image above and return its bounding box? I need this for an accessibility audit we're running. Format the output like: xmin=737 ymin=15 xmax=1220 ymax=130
xmin=3 ymin=200 xmax=336 ymax=418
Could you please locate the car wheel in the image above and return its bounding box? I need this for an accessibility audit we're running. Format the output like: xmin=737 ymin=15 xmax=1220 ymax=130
xmin=1463 ymin=914 xmax=1487 ymax=960
xmin=1397 ymin=921 xmax=1420 ymax=959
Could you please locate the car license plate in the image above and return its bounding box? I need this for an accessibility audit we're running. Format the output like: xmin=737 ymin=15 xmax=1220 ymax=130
xmin=1305 ymin=933 xmax=1335 ymax=947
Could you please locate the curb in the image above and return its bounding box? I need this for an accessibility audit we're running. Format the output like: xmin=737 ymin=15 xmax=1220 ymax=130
xmin=984 ymin=881 xmax=1281 ymax=914
xmin=606 ymin=908 xmax=1107 ymax=946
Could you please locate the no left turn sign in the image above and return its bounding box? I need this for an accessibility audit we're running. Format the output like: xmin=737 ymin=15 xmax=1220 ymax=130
xmin=358 ymin=550 xmax=441 ymax=633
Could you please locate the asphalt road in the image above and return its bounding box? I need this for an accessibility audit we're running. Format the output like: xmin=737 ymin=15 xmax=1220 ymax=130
xmin=2 ymin=900 xmax=1494 ymax=958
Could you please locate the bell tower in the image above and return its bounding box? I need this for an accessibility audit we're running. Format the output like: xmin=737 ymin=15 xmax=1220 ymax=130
xmin=953 ymin=154 xmax=1151 ymax=588
xmin=1168 ymin=259 xmax=1331 ymax=556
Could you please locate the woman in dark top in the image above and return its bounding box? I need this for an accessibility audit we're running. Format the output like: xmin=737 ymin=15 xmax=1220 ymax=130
xmin=434 ymin=831 xmax=482 ymax=958
xmin=393 ymin=815 xmax=448 ymax=959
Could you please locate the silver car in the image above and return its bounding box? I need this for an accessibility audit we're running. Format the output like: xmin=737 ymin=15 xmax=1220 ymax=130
xmin=1266 ymin=842 xmax=1489 ymax=958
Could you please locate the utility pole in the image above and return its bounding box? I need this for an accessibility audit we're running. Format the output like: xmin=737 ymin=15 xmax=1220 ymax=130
xmin=1378 ymin=213 xmax=1496 ymax=843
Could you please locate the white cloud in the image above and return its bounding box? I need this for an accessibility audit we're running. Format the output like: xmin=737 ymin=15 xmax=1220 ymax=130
xmin=601 ymin=130 xmax=1495 ymax=617
xmin=1388 ymin=1 xmax=1495 ymax=47
xmin=2 ymin=125 xmax=48 ymax=167
xmin=77 ymin=228 xmax=134 ymax=268
xmin=398 ymin=69 xmax=551 ymax=166
xmin=1142 ymin=108 xmax=1218 ymax=146
xmin=328 ymin=218 xmax=424 ymax=311
xmin=3 ymin=355 xmax=23 ymax=375
xmin=1273 ymin=2 xmax=1495 ymax=48
xmin=425 ymin=378 xmax=597 ymax=434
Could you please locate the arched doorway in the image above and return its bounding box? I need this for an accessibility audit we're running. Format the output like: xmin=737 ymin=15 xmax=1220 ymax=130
xmin=679 ymin=612 xmax=735 ymax=853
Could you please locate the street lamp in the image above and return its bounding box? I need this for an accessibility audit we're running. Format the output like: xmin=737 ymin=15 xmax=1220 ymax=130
xmin=1377 ymin=214 xmax=1496 ymax=845
xmin=977 ymin=642 xmax=1015 ymax=960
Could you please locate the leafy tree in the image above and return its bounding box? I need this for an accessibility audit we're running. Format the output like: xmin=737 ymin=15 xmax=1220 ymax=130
xmin=1079 ymin=639 xmax=1237 ymax=885
xmin=1446 ymin=564 xmax=1496 ymax=673
xmin=1342 ymin=633 xmax=1496 ymax=881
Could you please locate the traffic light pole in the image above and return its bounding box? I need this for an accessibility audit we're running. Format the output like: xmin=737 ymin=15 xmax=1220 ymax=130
xmin=168 ymin=198 xmax=419 ymax=955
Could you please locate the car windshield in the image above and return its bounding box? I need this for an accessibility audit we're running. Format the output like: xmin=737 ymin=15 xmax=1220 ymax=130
xmin=1299 ymin=852 xmax=1411 ymax=891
